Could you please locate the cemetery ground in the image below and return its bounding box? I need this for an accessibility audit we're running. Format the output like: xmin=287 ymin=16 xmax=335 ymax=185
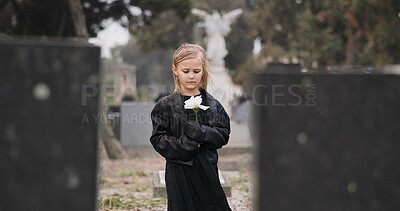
xmin=98 ymin=147 xmax=253 ymax=211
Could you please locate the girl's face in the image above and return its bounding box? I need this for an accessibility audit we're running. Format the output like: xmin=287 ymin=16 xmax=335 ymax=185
xmin=173 ymin=56 xmax=204 ymax=96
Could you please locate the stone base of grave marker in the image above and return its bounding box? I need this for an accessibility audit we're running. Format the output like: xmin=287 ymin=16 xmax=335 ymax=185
xmin=152 ymin=170 xmax=232 ymax=198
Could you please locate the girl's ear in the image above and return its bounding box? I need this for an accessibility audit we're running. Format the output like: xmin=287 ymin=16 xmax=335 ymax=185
xmin=172 ymin=65 xmax=178 ymax=76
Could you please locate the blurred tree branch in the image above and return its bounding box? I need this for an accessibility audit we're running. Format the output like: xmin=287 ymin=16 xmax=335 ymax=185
xmin=99 ymin=108 xmax=128 ymax=160
xmin=67 ymin=0 xmax=89 ymax=37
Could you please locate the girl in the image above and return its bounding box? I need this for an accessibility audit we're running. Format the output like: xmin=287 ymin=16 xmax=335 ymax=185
xmin=150 ymin=43 xmax=231 ymax=211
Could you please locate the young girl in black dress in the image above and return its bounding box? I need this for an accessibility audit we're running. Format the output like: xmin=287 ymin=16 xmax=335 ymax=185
xmin=150 ymin=43 xmax=231 ymax=211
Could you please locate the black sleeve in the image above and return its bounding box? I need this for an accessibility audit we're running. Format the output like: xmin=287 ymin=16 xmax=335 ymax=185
xmin=184 ymin=104 xmax=230 ymax=149
xmin=150 ymin=100 xmax=199 ymax=161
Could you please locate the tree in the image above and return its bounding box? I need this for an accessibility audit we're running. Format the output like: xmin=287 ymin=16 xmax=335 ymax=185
xmin=0 ymin=0 xmax=191 ymax=37
xmin=130 ymin=9 xmax=195 ymax=51
xmin=0 ymin=0 xmax=193 ymax=159
xmin=251 ymin=0 xmax=400 ymax=68
xmin=67 ymin=0 xmax=89 ymax=37
xmin=120 ymin=0 xmax=255 ymax=91
xmin=99 ymin=109 xmax=128 ymax=159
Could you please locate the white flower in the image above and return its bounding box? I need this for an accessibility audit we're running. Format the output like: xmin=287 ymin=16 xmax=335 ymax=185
xmin=184 ymin=96 xmax=209 ymax=110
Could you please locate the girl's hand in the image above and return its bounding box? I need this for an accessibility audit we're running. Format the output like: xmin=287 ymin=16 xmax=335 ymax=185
xmin=184 ymin=120 xmax=205 ymax=141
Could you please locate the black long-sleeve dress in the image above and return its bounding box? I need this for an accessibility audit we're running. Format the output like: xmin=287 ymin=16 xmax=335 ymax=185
xmin=150 ymin=90 xmax=231 ymax=211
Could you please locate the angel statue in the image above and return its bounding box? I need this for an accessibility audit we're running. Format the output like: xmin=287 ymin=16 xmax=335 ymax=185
xmin=192 ymin=8 xmax=243 ymax=66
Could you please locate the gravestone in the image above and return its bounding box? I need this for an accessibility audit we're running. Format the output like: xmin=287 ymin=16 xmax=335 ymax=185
xmin=252 ymin=71 xmax=400 ymax=211
xmin=120 ymin=102 xmax=155 ymax=147
xmin=0 ymin=38 xmax=100 ymax=211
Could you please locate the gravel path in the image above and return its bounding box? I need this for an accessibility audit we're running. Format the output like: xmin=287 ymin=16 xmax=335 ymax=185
xmin=98 ymin=149 xmax=253 ymax=210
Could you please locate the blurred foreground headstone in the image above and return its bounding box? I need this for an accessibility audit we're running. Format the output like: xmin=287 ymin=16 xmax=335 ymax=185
xmin=0 ymin=38 xmax=100 ymax=210
xmin=252 ymin=69 xmax=400 ymax=211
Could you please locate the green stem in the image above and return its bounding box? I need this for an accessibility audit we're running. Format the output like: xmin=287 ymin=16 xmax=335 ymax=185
xmin=194 ymin=108 xmax=199 ymax=121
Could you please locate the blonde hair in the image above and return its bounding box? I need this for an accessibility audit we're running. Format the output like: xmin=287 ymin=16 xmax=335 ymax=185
xmin=172 ymin=43 xmax=210 ymax=92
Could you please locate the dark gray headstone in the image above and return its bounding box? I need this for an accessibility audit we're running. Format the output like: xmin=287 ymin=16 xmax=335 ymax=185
xmin=0 ymin=38 xmax=100 ymax=211
xmin=252 ymin=73 xmax=400 ymax=211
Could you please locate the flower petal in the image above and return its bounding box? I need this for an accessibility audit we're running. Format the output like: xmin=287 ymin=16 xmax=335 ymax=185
xmin=184 ymin=96 xmax=196 ymax=107
xmin=199 ymin=105 xmax=209 ymax=110
xmin=184 ymin=105 xmax=194 ymax=109
xmin=193 ymin=96 xmax=202 ymax=105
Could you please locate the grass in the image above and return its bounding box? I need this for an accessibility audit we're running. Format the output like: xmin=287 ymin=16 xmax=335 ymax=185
xmin=99 ymin=157 xmax=253 ymax=210
xmin=117 ymin=169 xmax=147 ymax=177
xmin=125 ymin=182 xmax=151 ymax=192
xmin=229 ymin=166 xmax=250 ymax=193
xmin=99 ymin=166 xmax=160 ymax=210
xmin=100 ymin=193 xmax=166 ymax=210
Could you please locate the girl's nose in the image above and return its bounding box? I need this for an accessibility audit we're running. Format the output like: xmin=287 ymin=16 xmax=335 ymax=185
xmin=189 ymin=73 xmax=195 ymax=79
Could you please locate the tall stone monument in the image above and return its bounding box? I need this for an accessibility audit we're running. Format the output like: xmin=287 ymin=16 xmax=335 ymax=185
xmin=0 ymin=38 xmax=100 ymax=211
xmin=252 ymin=71 xmax=400 ymax=210
xmin=192 ymin=8 xmax=243 ymax=116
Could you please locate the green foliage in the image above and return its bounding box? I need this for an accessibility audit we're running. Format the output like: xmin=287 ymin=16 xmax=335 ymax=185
xmin=296 ymin=8 xmax=344 ymax=67
xmin=6 ymin=0 xmax=398 ymax=91
xmin=134 ymin=0 xmax=191 ymax=19
xmin=130 ymin=10 xmax=195 ymax=51
xmin=225 ymin=11 xmax=255 ymax=76
xmin=251 ymin=0 xmax=400 ymax=67
xmin=0 ymin=0 xmax=190 ymax=37
xmin=128 ymin=0 xmax=255 ymax=88
xmin=229 ymin=167 xmax=250 ymax=193
xmin=100 ymin=193 xmax=166 ymax=209
xmin=117 ymin=169 xmax=147 ymax=177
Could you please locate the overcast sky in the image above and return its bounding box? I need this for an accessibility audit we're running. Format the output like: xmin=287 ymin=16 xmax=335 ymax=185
xmin=88 ymin=21 xmax=130 ymax=58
